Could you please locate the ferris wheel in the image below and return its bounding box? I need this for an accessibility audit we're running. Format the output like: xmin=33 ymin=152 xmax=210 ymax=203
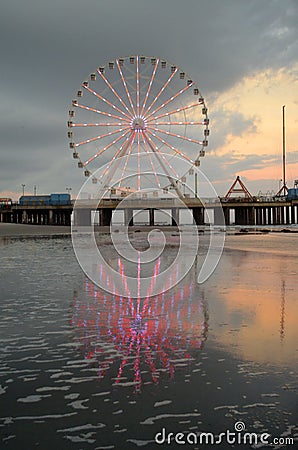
xmin=68 ymin=55 xmax=209 ymax=193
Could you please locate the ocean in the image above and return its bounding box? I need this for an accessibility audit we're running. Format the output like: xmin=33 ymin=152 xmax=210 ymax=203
xmin=0 ymin=232 xmax=297 ymax=449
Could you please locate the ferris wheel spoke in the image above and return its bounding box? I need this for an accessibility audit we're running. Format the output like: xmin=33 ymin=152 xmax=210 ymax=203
xmin=75 ymin=103 xmax=131 ymax=123
xmin=96 ymin=70 xmax=133 ymax=119
xmin=116 ymin=59 xmax=136 ymax=116
xmin=140 ymin=59 xmax=159 ymax=117
xmin=143 ymin=67 xmax=178 ymax=118
xmin=145 ymin=82 xmax=194 ymax=121
xmin=84 ymin=85 xmax=131 ymax=120
xmin=153 ymin=121 xmax=205 ymax=126
xmin=72 ymin=122 xmax=125 ymax=127
xmin=99 ymin=131 xmax=136 ymax=186
xmin=83 ymin=129 xmax=131 ymax=166
xmin=143 ymin=131 xmax=180 ymax=180
xmin=136 ymin=56 xmax=140 ymax=116
xmin=147 ymin=125 xmax=203 ymax=145
xmin=146 ymin=102 xmax=201 ymax=122
xmin=137 ymin=132 xmax=141 ymax=189
xmin=141 ymin=132 xmax=162 ymax=188
xmin=145 ymin=129 xmax=194 ymax=163
xmin=116 ymin=140 xmax=134 ymax=189
xmin=75 ymin=126 xmax=130 ymax=148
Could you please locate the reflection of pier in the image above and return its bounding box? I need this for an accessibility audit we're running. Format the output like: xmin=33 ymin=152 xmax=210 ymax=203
xmin=71 ymin=274 xmax=208 ymax=392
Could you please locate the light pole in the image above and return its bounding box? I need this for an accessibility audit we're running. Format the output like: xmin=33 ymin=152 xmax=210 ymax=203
xmin=195 ymin=173 xmax=198 ymax=198
xmin=66 ymin=187 xmax=72 ymax=197
xmin=34 ymin=185 xmax=37 ymax=196
xmin=277 ymin=105 xmax=287 ymax=196
xmin=21 ymin=184 xmax=25 ymax=196
xmin=282 ymin=105 xmax=286 ymax=193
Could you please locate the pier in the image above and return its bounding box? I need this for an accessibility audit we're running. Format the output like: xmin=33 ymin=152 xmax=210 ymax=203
xmin=1 ymin=196 xmax=298 ymax=227
xmin=0 ymin=203 xmax=72 ymax=226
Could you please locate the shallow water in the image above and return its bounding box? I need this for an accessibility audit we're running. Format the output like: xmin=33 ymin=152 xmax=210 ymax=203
xmin=0 ymin=234 xmax=297 ymax=449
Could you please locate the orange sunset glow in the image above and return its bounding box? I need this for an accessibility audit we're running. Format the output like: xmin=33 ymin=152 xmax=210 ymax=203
xmin=209 ymin=237 xmax=298 ymax=366
xmin=209 ymin=66 xmax=298 ymax=190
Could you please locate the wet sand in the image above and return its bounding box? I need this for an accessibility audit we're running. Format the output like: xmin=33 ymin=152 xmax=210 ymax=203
xmin=0 ymin=223 xmax=71 ymax=237
xmin=224 ymin=232 xmax=298 ymax=256
xmin=1 ymin=223 xmax=298 ymax=256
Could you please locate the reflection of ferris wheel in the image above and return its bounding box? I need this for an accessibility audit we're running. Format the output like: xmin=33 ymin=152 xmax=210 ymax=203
xmin=72 ymin=273 xmax=209 ymax=392
xmin=68 ymin=55 xmax=209 ymax=192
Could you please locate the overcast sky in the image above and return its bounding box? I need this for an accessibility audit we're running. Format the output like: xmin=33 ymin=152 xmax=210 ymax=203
xmin=1 ymin=0 xmax=297 ymax=198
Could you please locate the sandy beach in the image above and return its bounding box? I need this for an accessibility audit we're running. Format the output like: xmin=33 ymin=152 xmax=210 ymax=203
xmin=1 ymin=223 xmax=298 ymax=255
xmin=0 ymin=223 xmax=71 ymax=237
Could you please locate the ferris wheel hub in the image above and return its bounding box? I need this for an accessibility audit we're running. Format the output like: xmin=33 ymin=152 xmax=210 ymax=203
xmin=131 ymin=116 xmax=146 ymax=131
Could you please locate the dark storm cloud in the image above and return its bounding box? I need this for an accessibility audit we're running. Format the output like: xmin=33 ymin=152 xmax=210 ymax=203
xmin=2 ymin=0 xmax=297 ymax=92
xmin=0 ymin=0 xmax=297 ymax=194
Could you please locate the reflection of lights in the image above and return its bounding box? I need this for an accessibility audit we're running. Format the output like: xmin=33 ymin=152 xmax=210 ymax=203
xmin=71 ymin=261 xmax=208 ymax=392
xmin=280 ymin=280 xmax=286 ymax=342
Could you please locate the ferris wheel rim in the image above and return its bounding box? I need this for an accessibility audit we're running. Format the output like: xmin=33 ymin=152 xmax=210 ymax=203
xmin=68 ymin=55 xmax=209 ymax=190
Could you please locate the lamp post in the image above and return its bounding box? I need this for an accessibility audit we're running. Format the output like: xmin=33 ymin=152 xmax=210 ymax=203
xmin=277 ymin=106 xmax=288 ymax=196
xmin=66 ymin=187 xmax=72 ymax=197
xmin=282 ymin=105 xmax=286 ymax=193
xmin=21 ymin=184 xmax=25 ymax=196
xmin=195 ymin=173 xmax=198 ymax=198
